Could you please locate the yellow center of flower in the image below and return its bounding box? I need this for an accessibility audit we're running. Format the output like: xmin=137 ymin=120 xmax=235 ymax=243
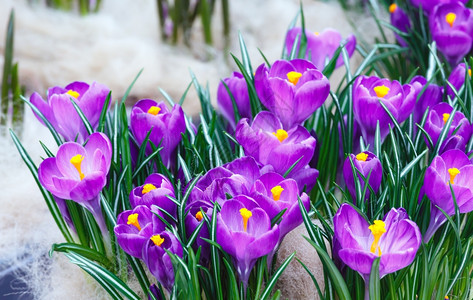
xmin=287 ymin=71 xmax=302 ymax=85
xmin=443 ymin=113 xmax=450 ymax=125
xmin=66 ymin=90 xmax=80 ymax=99
xmin=368 ymin=220 xmax=386 ymax=256
xmin=142 ymin=183 xmax=157 ymax=194
xmin=374 ymin=85 xmax=390 ymax=98
xmin=271 ymin=185 xmax=284 ymax=201
xmin=355 ymin=152 xmax=368 ymax=162
xmin=127 ymin=213 xmax=141 ymax=231
xmin=195 ymin=211 xmax=203 ymax=222
xmin=150 ymin=234 xmax=165 ymax=247
xmin=446 ymin=12 xmax=456 ymax=27
xmin=448 ymin=168 xmax=460 ymax=184
xmin=314 ymin=31 xmax=320 ymax=36
xmin=272 ymin=129 xmax=288 ymax=142
xmin=469 ymin=69 xmax=472 ymax=77
xmin=389 ymin=3 xmax=397 ymax=14
xmin=240 ymin=208 xmax=252 ymax=232
xmin=147 ymin=106 xmax=161 ymax=116
xmin=70 ymin=154 xmax=85 ymax=180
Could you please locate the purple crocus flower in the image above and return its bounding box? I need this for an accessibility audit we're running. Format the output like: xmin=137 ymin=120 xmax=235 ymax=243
xmin=217 ymin=72 xmax=251 ymax=130
xmin=342 ymin=151 xmax=383 ymax=201
xmin=423 ymin=150 xmax=473 ymax=242
xmin=410 ymin=76 xmax=443 ymax=125
xmin=333 ymin=204 xmax=421 ymax=286
xmin=38 ymin=132 xmax=112 ymax=232
xmin=129 ymin=173 xmax=176 ymax=222
xmin=446 ymin=63 xmax=470 ymax=99
xmin=129 ymin=99 xmax=186 ymax=167
xmin=410 ymin=0 xmax=468 ymax=15
xmin=30 ymin=81 xmax=110 ymax=144
xmin=143 ymin=230 xmax=183 ymax=292
xmin=389 ymin=4 xmax=411 ymax=47
xmin=429 ymin=2 xmax=473 ymax=65
xmin=235 ymin=111 xmax=318 ymax=190
xmin=285 ymin=27 xmax=356 ymax=70
xmin=114 ymin=205 xmax=163 ymax=259
xmin=184 ymin=200 xmax=212 ymax=264
xmin=254 ymin=59 xmax=330 ymax=129
xmin=352 ymin=75 xmax=416 ymax=146
xmin=423 ymin=102 xmax=471 ymax=152
xmin=217 ymin=198 xmax=279 ymax=287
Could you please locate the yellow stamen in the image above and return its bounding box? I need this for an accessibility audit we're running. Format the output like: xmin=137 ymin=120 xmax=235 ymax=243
xmin=373 ymin=85 xmax=390 ymax=98
xmin=314 ymin=31 xmax=320 ymax=36
xmin=469 ymin=69 xmax=471 ymax=77
xmin=147 ymin=106 xmax=161 ymax=116
xmin=150 ymin=234 xmax=165 ymax=247
xmin=272 ymin=129 xmax=288 ymax=142
xmin=355 ymin=152 xmax=368 ymax=162
xmin=448 ymin=168 xmax=460 ymax=184
xmin=70 ymin=154 xmax=85 ymax=180
xmin=66 ymin=90 xmax=80 ymax=99
xmin=442 ymin=113 xmax=450 ymax=125
xmin=271 ymin=185 xmax=284 ymax=201
xmin=389 ymin=4 xmax=397 ymax=14
xmin=195 ymin=211 xmax=203 ymax=222
xmin=287 ymin=71 xmax=302 ymax=85
xmin=127 ymin=213 xmax=141 ymax=231
xmin=368 ymin=220 xmax=386 ymax=256
xmin=142 ymin=183 xmax=157 ymax=194
xmin=446 ymin=12 xmax=456 ymax=27
xmin=240 ymin=208 xmax=252 ymax=232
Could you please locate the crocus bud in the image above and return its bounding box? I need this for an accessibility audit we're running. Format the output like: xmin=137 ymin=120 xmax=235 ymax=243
xmin=217 ymin=72 xmax=251 ymax=130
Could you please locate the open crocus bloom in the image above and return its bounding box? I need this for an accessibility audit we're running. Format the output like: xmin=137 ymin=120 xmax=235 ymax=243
xmin=333 ymin=204 xmax=421 ymax=280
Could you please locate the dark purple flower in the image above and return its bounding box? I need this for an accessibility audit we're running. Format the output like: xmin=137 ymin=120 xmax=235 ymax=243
xmin=410 ymin=76 xmax=443 ymax=125
xmin=30 ymin=81 xmax=110 ymax=143
xmin=352 ymin=75 xmax=416 ymax=146
xmin=130 ymin=174 xmax=176 ymax=222
xmin=389 ymin=4 xmax=411 ymax=47
xmin=333 ymin=204 xmax=421 ymax=281
xmin=410 ymin=0 xmax=468 ymax=15
xmin=285 ymin=27 xmax=356 ymax=70
xmin=429 ymin=2 xmax=473 ymax=65
xmin=423 ymin=102 xmax=471 ymax=152
xmin=184 ymin=200 xmax=212 ymax=264
xmin=446 ymin=63 xmax=471 ymax=99
xmin=254 ymin=59 xmax=330 ymax=129
xmin=423 ymin=150 xmax=473 ymax=242
xmin=38 ymin=132 xmax=112 ymax=231
xmin=217 ymin=72 xmax=251 ymax=129
xmin=114 ymin=205 xmax=164 ymax=259
xmin=342 ymin=151 xmax=383 ymax=201
xmin=217 ymin=198 xmax=279 ymax=287
xmin=129 ymin=99 xmax=186 ymax=167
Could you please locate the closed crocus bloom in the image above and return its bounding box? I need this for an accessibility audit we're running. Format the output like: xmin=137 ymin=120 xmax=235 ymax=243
xmin=342 ymin=151 xmax=383 ymax=201
xmin=285 ymin=27 xmax=356 ymax=70
xmin=446 ymin=63 xmax=470 ymax=99
xmin=410 ymin=0 xmax=468 ymax=14
xmin=217 ymin=72 xmax=251 ymax=130
xmin=217 ymin=198 xmax=279 ymax=287
xmin=429 ymin=2 xmax=473 ymax=65
xmin=235 ymin=111 xmax=318 ymax=190
xmin=129 ymin=173 xmax=176 ymax=221
xmin=254 ymin=59 xmax=330 ymax=129
xmin=30 ymin=81 xmax=110 ymax=144
xmin=38 ymin=132 xmax=112 ymax=231
xmin=334 ymin=204 xmax=421 ymax=282
xmin=410 ymin=76 xmax=443 ymax=125
xmin=114 ymin=205 xmax=164 ymax=259
xmin=423 ymin=150 xmax=473 ymax=242
xmin=424 ymin=102 xmax=471 ymax=151
xmin=143 ymin=230 xmax=183 ymax=292
xmin=352 ymin=75 xmax=416 ymax=146
xmin=130 ymin=99 xmax=186 ymax=167
xmin=389 ymin=4 xmax=411 ymax=47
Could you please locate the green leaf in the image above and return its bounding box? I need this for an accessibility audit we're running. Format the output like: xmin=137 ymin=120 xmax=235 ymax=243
xmin=369 ymin=257 xmax=381 ymax=300
xmin=259 ymin=252 xmax=295 ymax=300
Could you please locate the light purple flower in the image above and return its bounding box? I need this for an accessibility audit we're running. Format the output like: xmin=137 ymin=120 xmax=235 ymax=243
xmin=30 ymin=81 xmax=110 ymax=143
xmin=130 ymin=99 xmax=186 ymax=167
xmin=423 ymin=149 xmax=473 ymax=242
xmin=285 ymin=27 xmax=356 ymax=70
xmin=333 ymin=204 xmax=421 ymax=281
xmin=217 ymin=72 xmax=251 ymax=130
xmin=429 ymin=2 xmax=473 ymax=65
xmin=254 ymin=59 xmax=330 ymax=129
xmin=342 ymin=151 xmax=383 ymax=201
